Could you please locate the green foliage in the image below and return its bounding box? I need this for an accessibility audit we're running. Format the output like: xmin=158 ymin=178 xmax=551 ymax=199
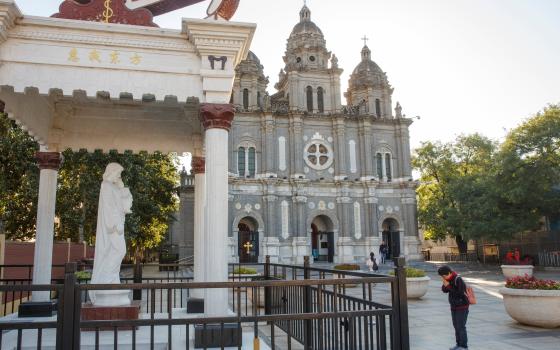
xmin=0 ymin=113 xmax=179 ymax=254
xmin=232 ymin=267 xmax=258 ymax=275
xmin=0 ymin=113 xmax=39 ymax=240
xmin=333 ymin=264 xmax=360 ymax=271
xmin=390 ymin=267 xmax=426 ymax=278
xmin=414 ymin=105 xmax=560 ymax=248
xmin=75 ymin=270 xmax=92 ymax=280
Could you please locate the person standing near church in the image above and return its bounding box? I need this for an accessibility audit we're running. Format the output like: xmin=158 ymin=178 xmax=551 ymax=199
xmin=379 ymin=241 xmax=388 ymax=264
xmin=438 ymin=265 xmax=470 ymax=350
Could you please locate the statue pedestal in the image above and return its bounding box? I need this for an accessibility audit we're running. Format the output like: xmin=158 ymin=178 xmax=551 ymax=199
xmin=81 ymin=301 xmax=141 ymax=331
xmin=92 ymin=290 xmax=132 ymax=307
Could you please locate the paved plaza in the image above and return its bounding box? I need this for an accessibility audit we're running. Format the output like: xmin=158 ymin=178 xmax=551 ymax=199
xmin=390 ymin=263 xmax=560 ymax=350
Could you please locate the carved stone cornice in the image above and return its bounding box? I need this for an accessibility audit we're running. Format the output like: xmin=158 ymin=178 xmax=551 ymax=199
xmin=191 ymin=156 xmax=205 ymax=174
xmin=292 ymin=195 xmax=307 ymax=204
xmin=36 ymin=152 xmax=63 ymax=170
xmin=336 ymin=196 xmax=352 ymax=204
xmin=199 ymin=103 xmax=234 ymax=131
xmin=0 ymin=1 xmax=22 ymax=43
xmin=263 ymin=195 xmax=277 ymax=202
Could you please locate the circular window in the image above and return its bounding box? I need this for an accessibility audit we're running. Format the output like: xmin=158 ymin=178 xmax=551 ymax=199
xmin=309 ymin=56 xmax=316 ymax=62
xmin=296 ymin=57 xmax=302 ymax=63
xmin=304 ymin=140 xmax=334 ymax=170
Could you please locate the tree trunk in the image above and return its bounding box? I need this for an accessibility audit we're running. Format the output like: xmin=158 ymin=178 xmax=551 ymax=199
xmin=455 ymin=235 xmax=468 ymax=255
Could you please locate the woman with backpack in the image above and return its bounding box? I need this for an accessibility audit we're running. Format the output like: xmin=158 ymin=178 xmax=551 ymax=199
xmin=438 ymin=265 xmax=471 ymax=350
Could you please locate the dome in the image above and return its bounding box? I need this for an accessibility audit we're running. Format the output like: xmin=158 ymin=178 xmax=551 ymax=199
xmin=289 ymin=5 xmax=324 ymax=38
xmin=349 ymin=46 xmax=389 ymax=89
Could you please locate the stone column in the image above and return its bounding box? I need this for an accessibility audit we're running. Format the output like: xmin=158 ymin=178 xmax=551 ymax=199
xmin=191 ymin=156 xmax=205 ymax=299
xmin=333 ymin=117 xmax=347 ymax=179
xmin=32 ymin=152 xmax=63 ymax=302
xmin=200 ymin=103 xmax=234 ymax=316
xmin=291 ymin=116 xmax=304 ymax=178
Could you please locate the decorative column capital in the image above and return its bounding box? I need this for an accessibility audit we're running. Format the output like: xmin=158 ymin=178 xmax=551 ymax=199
xmin=199 ymin=103 xmax=235 ymax=131
xmin=36 ymin=152 xmax=63 ymax=170
xmin=191 ymin=156 xmax=206 ymax=174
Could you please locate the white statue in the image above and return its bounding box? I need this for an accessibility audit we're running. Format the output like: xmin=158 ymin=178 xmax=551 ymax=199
xmin=89 ymin=163 xmax=133 ymax=306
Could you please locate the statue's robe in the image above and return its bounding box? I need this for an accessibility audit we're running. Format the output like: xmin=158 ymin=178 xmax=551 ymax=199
xmin=89 ymin=180 xmax=129 ymax=303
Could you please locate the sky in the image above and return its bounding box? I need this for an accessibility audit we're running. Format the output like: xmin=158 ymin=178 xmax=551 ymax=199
xmin=12 ymin=0 xmax=560 ymax=151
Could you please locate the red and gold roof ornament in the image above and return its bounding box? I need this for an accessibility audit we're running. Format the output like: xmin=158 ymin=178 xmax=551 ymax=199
xmin=51 ymin=0 xmax=241 ymax=26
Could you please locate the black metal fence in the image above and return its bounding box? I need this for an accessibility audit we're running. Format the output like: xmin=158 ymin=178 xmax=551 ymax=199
xmin=538 ymin=251 xmax=560 ymax=267
xmin=0 ymin=257 xmax=410 ymax=350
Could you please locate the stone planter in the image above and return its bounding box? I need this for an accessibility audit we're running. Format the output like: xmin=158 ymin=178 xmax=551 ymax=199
xmin=500 ymin=287 xmax=560 ymax=328
xmin=406 ymin=276 xmax=431 ymax=299
xmin=501 ymin=265 xmax=534 ymax=279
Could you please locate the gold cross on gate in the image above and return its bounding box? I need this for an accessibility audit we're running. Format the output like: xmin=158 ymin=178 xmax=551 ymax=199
xmin=243 ymin=241 xmax=253 ymax=254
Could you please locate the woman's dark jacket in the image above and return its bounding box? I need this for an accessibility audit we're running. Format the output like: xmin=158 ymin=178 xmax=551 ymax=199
xmin=442 ymin=273 xmax=469 ymax=310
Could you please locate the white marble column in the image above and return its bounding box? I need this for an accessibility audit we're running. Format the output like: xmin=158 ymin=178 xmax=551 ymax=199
xmin=191 ymin=156 xmax=206 ymax=299
xmin=32 ymin=152 xmax=63 ymax=302
xmin=200 ymin=103 xmax=234 ymax=316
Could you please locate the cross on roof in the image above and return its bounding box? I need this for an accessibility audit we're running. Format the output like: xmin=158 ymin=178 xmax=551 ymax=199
xmin=362 ymin=35 xmax=369 ymax=46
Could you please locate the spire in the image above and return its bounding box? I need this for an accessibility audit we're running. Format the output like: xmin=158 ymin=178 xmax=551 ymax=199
xmin=361 ymin=45 xmax=371 ymax=61
xmin=300 ymin=3 xmax=311 ymax=22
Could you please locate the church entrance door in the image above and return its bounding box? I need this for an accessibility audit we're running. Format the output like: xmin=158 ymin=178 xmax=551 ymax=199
xmin=238 ymin=218 xmax=259 ymax=263
xmin=382 ymin=219 xmax=400 ymax=259
xmin=311 ymin=216 xmax=335 ymax=263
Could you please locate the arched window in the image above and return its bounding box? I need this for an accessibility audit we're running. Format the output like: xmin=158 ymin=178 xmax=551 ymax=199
xmin=248 ymin=147 xmax=256 ymax=177
xmin=375 ymin=99 xmax=381 ymax=117
xmin=385 ymin=153 xmax=392 ymax=181
xmin=238 ymin=144 xmax=257 ymax=178
xmin=306 ymin=86 xmax=314 ymax=112
xmin=376 ymin=153 xmax=383 ymax=179
xmin=238 ymin=147 xmax=246 ymax=176
xmin=317 ymin=87 xmax=324 ymax=113
xmin=376 ymin=148 xmax=393 ymax=182
xmin=243 ymin=88 xmax=249 ymax=110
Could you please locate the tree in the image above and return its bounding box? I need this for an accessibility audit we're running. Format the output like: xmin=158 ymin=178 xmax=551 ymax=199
xmin=0 ymin=112 xmax=39 ymax=240
xmin=0 ymin=112 xmax=179 ymax=255
xmin=413 ymin=134 xmax=505 ymax=253
xmin=497 ymin=104 xmax=560 ymax=223
xmin=414 ymin=106 xmax=560 ymax=253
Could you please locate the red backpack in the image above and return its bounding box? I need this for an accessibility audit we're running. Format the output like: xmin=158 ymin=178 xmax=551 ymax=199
xmin=465 ymin=284 xmax=477 ymax=305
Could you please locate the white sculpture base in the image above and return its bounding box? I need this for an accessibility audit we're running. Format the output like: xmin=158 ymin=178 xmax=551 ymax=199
xmin=93 ymin=290 xmax=131 ymax=307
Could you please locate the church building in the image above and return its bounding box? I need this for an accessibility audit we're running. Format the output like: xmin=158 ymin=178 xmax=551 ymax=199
xmin=171 ymin=4 xmax=421 ymax=264
xmin=226 ymin=4 xmax=421 ymax=264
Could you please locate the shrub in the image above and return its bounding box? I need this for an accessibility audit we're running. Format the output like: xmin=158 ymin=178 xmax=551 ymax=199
xmin=506 ymin=275 xmax=560 ymax=290
xmin=390 ymin=267 xmax=427 ymax=278
xmin=75 ymin=270 xmax=91 ymax=280
xmin=333 ymin=264 xmax=360 ymax=271
xmin=232 ymin=267 xmax=257 ymax=275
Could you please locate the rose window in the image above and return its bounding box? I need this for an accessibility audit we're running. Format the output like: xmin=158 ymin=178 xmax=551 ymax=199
xmin=304 ymin=140 xmax=333 ymax=170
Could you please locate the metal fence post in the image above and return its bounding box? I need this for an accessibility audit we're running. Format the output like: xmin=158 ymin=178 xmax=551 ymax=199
xmin=264 ymin=255 xmax=271 ymax=315
xmin=60 ymin=262 xmax=77 ymax=350
xmin=303 ymin=256 xmax=313 ymax=350
xmin=392 ymin=257 xmax=410 ymax=350
xmin=133 ymin=259 xmax=142 ymax=300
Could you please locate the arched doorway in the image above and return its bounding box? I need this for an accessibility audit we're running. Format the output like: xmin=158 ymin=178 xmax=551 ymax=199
xmin=382 ymin=218 xmax=400 ymax=259
xmin=311 ymin=215 xmax=334 ymax=263
xmin=238 ymin=217 xmax=259 ymax=263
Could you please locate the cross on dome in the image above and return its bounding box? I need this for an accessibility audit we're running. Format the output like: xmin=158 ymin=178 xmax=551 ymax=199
xmin=362 ymin=35 xmax=369 ymax=47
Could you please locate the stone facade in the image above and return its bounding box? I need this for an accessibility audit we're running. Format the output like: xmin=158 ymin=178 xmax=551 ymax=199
xmin=171 ymin=5 xmax=421 ymax=264
xmin=225 ymin=5 xmax=421 ymax=264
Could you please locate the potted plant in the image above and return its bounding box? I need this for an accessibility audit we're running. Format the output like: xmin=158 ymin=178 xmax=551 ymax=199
xmin=390 ymin=267 xmax=431 ymax=299
xmin=501 ymin=250 xmax=534 ymax=279
xmin=500 ymin=275 xmax=560 ymax=328
xmin=230 ymin=267 xmax=259 ymax=278
xmin=333 ymin=264 xmax=361 ymax=288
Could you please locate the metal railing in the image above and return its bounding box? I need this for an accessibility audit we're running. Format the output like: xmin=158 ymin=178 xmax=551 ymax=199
xmin=538 ymin=251 xmax=560 ymax=267
xmin=0 ymin=257 xmax=410 ymax=350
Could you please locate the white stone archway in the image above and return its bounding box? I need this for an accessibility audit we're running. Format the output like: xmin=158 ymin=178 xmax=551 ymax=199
xmin=231 ymin=211 xmax=265 ymax=263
